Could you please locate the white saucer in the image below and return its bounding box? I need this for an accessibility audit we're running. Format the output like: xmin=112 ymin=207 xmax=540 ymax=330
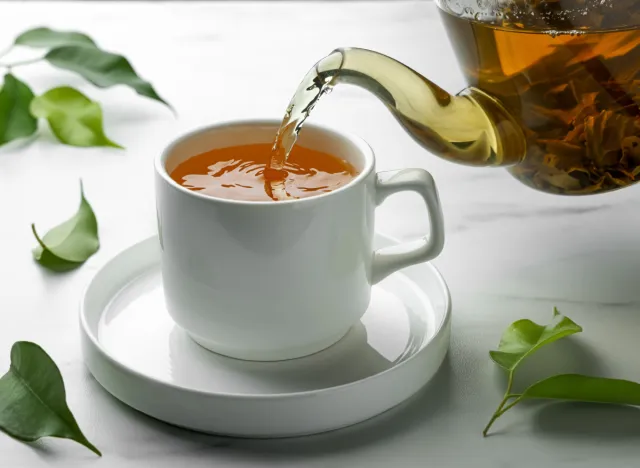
xmin=80 ymin=233 xmax=451 ymax=438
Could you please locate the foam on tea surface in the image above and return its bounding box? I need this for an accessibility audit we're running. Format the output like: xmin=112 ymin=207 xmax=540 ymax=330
xmin=171 ymin=143 xmax=356 ymax=202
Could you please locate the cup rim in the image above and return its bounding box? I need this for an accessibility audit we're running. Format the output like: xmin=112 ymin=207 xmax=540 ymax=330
xmin=155 ymin=119 xmax=375 ymax=206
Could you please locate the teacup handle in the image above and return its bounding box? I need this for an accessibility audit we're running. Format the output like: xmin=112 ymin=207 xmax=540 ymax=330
xmin=371 ymin=168 xmax=445 ymax=284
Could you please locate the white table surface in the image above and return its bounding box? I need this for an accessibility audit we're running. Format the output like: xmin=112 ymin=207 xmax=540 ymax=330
xmin=2 ymin=1 xmax=640 ymax=466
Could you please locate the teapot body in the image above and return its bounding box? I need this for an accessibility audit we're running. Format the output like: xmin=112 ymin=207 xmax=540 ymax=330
xmin=437 ymin=0 xmax=640 ymax=195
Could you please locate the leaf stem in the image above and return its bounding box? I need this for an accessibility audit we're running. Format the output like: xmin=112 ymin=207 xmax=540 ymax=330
xmin=0 ymin=57 xmax=43 ymax=69
xmin=496 ymin=397 xmax=523 ymax=417
xmin=506 ymin=372 xmax=514 ymax=394
xmin=482 ymin=407 xmax=504 ymax=437
xmin=483 ymin=371 xmax=519 ymax=437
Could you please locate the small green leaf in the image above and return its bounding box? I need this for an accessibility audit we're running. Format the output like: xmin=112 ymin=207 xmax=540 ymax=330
xmin=31 ymin=86 xmax=122 ymax=148
xmin=15 ymin=27 xmax=96 ymax=49
xmin=32 ymin=181 xmax=100 ymax=272
xmin=45 ymin=46 xmax=170 ymax=108
xmin=489 ymin=308 xmax=583 ymax=371
xmin=0 ymin=341 xmax=101 ymax=455
xmin=522 ymin=374 xmax=640 ymax=406
xmin=0 ymin=73 xmax=37 ymax=146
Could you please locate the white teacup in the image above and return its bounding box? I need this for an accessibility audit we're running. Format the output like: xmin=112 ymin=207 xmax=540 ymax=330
xmin=155 ymin=120 xmax=445 ymax=361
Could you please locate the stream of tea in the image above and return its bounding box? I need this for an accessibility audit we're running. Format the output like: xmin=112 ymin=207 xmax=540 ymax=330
xmin=265 ymin=53 xmax=342 ymax=200
xmin=266 ymin=46 xmax=526 ymax=199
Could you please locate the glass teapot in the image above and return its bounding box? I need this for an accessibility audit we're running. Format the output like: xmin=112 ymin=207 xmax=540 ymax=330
xmin=284 ymin=0 xmax=639 ymax=195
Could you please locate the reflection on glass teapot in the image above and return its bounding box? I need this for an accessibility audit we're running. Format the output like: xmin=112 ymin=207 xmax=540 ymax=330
xmin=275 ymin=0 xmax=639 ymax=195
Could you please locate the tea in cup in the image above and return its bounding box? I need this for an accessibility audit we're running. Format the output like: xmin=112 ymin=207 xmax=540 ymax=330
xmin=155 ymin=120 xmax=445 ymax=361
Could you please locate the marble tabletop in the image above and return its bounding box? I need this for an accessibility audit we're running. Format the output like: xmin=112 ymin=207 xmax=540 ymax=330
xmin=2 ymin=1 xmax=640 ymax=466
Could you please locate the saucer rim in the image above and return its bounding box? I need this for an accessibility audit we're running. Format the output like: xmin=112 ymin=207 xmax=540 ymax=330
xmin=80 ymin=232 xmax=451 ymax=401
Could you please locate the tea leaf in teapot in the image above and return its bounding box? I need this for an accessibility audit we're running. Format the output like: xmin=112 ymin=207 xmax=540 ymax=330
xmin=32 ymin=181 xmax=99 ymax=272
xmin=0 ymin=73 xmax=37 ymax=146
xmin=512 ymin=55 xmax=640 ymax=194
xmin=45 ymin=46 xmax=171 ymax=109
xmin=15 ymin=27 xmax=96 ymax=49
xmin=623 ymin=135 xmax=640 ymax=163
xmin=30 ymin=86 xmax=122 ymax=148
xmin=0 ymin=341 xmax=101 ymax=455
xmin=584 ymin=111 xmax=611 ymax=167
xmin=540 ymin=140 xmax=583 ymax=168
xmin=472 ymin=1 xmax=640 ymax=195
xmin=570 ymin=92 xmax=599 ymax=126
xmin=542 ymin=82 xmax=578 ymax=110
xmin=631 ymin=80 xmax=640 ymax=107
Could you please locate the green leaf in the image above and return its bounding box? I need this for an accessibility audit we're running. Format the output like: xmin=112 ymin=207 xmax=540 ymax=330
xmin=45 ymin=46 xmax=170 ymax=108
xmin=15 ymin=27 xmax=96 ymax=49
xmin=32 ymin=181 xmax=100 ymax=272
xmin=489 ymin=307 xmax=583 ymax=371
xmin=0 ymin=73 xmax=37 ymax=146
xmin=522 ymin=374 xmax=640 ymax=406
xmin=31 ymin=86 xmax=122 ymax=148
xmin=0 ymin=341 xmax=101 ymax=455
xmin=482 ymin=309 xmax=640 ymax=437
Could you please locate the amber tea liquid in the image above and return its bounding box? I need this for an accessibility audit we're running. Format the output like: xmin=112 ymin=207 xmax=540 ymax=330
xmin=440 ymin=5 xmax=640 ymax=195
xmin=171 ymin=143 xmax=357 ymax=202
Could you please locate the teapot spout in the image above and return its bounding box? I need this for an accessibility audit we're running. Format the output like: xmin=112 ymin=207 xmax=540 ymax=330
xmin=320 ymin=48 xmax=526 ymax=166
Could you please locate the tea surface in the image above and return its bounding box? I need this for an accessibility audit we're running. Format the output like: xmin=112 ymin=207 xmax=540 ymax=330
xmin=171 ymin=143 xmax=357 ymax=202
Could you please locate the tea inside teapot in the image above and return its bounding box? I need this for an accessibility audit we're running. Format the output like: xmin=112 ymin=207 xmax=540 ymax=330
xmin=441 ymin=0 xmax=640 ymax=195
xmin=271 ymin=0 xmax=639 ymax=196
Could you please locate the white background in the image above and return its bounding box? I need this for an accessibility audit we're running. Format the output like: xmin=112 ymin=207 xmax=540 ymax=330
xmin=1 ymin=1 xmax=640 ymax=466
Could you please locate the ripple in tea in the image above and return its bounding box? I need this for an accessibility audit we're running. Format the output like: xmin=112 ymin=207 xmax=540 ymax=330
xmin=170 ymin=143 xmax=357 ymax=202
